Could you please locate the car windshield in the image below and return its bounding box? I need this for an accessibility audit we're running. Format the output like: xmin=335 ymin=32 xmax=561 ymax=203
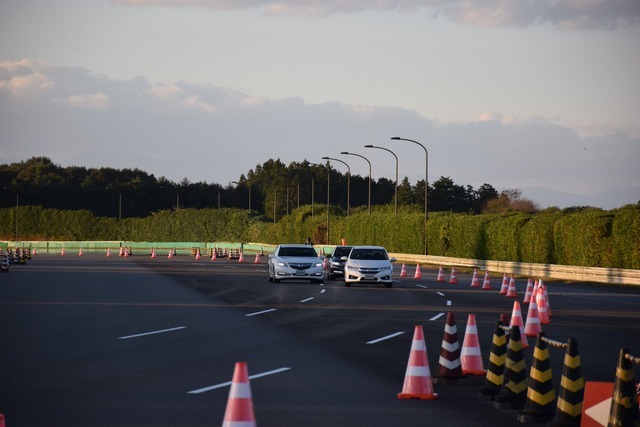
xmin=278 ymin=247 xmax=318 ymax=257
xmin=350 ymin=249 xmax=388 ymax=260
xmin=333 ymin=247 xmax=353 ymax=257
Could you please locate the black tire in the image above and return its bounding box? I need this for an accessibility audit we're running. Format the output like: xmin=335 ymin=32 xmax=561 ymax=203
xmin=312 ymin=279 xmax=324 ymax=284
xmin=344 ymin=281 xmax=351 ymax=287
xmin=274 ymin=277 xmax=281 ymax=283
xmin=384 ymin=282 xmax=392 ymax=288
xmin=268 ymin=274 xmax=273 ymax=282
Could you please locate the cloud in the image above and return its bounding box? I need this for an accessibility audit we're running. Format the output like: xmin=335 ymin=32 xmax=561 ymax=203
xmin=1 ymin=60 xmax=638 ymax=208
xmin=111 ymin=0 xmax=640 ymax=29
xmin=0 ymin=60 xmax=54 ymax=96
xmin=56 ymin=92 xmax=111 ymax=109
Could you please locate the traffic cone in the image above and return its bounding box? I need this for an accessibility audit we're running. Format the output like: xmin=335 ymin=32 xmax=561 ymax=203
xmin=119 ymin=247 xmax=124 ymax=257
xmin=549 ymin=338 xmax=584 ymax=427
xmin=509 ymin=301 xmax=528 ymax=348
xmin=481 ymin=270 xmax=492 ymax=290
xmin=479 ymin=321 xmax=507 ymax=400
xmin=222 ymin=362 xmax=257 ymax=427
xmin=61 ymin=247 xmax=65 ymax=256
xmin=506 ymin=275 xmax=517 ymax=298
xmin=536 ymin=286 xmax=550 ymax=325
xmin=448 ymin=267 xmax=458 ymax=284
xmin=414 ymin=264 xmax=422 ymax=279
xmin=254 ymin=253 xmax=260 ymax=264
xmin=499 ymin=273 xmax=509 ymax=295
xmin=168 ymin=248 xmax=174 ymax=259
xmin=398 ymin=325 xmax=437 ymax=400
xmin=542 ymin=282 xmax=552 ymax=318
xmin=399 ymin=263 xmax=408 ymax=278
xmin=470 ymin=268 xmax=480 ymax=288
xmin=461 ymin=314 xmax=485 ymax=375
xmin=434 ymin=312 xmax=466 ymax=383
xmin=436 ymin=266 xmax=445 ymax=282
xmin=151 ymin=248 xmax=157 ymax=258
xmin=608 ymin=347 xmax=640 ymax=426
xmin=0 ymin=413 xmax=5 ymax=427
xmin=211 ymin=250 xmax=217 ymax=261
xmin=523 ymin=278 xmax=533 ymax=304
xmin=493 ymin=325 xmax=528 ymax=410
xmin=33 ymin=248 xmax=37 ymax=255
xmin=517 ymin=333 xmax=557 ymax=423
xmin=78 ymin=248 xmax=83 ymax=256
xmin=238 ymin=251 xmax=245 ymax=262
xmin=523 ymin=291 xmax=542 ymax=337
xmin=106 ymin=248 xmax=111 ymax=257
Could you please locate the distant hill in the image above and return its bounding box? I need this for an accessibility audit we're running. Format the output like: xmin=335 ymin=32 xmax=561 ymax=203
xmin=521 ymin=186 xmax=640 ymax=210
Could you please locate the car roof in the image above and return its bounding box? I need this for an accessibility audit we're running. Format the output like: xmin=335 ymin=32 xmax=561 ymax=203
xmin=277 ymin=244 xmax=312 ymax=248
xmin=350 ymin=245 xmax=387 ymax=250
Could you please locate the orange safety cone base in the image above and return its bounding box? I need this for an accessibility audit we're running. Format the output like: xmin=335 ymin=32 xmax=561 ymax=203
xmin=398 ymin=392 xmax=438 ymax=400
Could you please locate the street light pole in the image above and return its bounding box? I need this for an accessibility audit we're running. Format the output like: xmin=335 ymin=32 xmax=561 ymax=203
xmin=391 ymin=137 xmax=429 ymax=254
xmin=322 ymin=156 xmax=350 ymax=216
xmin=365 ymin=144 xmax=398 ymax=216
xmin=341 ymin=151 xmax=371 ymax=214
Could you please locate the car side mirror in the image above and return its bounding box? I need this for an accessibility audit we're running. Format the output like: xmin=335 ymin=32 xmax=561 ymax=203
xmin=268 ymin=253 xmax=275 ymax=258
xmin=389 ymin=257 xmax=397 ymax=262
xmin=340 ymin=256 xmax=348 ymax=261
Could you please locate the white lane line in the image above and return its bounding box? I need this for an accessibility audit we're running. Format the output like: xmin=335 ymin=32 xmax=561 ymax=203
xmin=188 ymin=367 xmax=291 ymax=394
xmin=430 ymin=313 xmax=445 ymax=321
xmin=366 ymin=331 xmax=405 ymax=344
xmin=118 ymin=326 xmax=186 ymax=340
xmin=436 ymin=292 xmax=445 ymax=296
xmin=417 ymin=285 xmax=428 ymax=289
xmin=320 ymin=289 xmax=326 ymax=294
xmin=300 ymin=297 xmax=315 ymax=303
xmin=245 ymin=308 xmax=277 ymax=317
xmin=447 ymin=300 xmax=452 ymax=306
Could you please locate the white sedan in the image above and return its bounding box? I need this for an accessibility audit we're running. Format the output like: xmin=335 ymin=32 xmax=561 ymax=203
xmin=342 ymin=246 xmax=396 ymax=288
xmin=267 ymin=244 xmax=325 ymax=284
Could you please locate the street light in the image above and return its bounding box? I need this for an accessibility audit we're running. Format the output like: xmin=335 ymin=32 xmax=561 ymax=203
xmin=308 ymin=162 xmax=322 ymax=217
xmin=391 ymin=137 xmax=428 ymax=254
xmin=365 ymin=144 xmax=398 ymax=216
xmin=341 ymin=151 xmax=371 ymax=214
xmin=322 ymin=156 xmax=350 ymax=216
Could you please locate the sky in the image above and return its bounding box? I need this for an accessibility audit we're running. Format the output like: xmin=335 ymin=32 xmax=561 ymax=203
xmin=1 ymin=0 xmax=639 ymax=209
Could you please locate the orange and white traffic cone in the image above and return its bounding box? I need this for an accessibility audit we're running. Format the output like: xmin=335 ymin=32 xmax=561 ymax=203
xmin=398 ymin=325 xmax=437 ymax=400
xmin=195 ymin=249 xmax=201 ymax=260
xmin=119 ymin=247 xmax=124 ymax=257
xmin=211 ymin=250 xmax=217 ymax=261
xmin=151 ymin=248 xmax=157 ymax=258
xmin=0 ymin=413 xmax=5 ymax=427
xmin=461 ymin=314 xmax=485 ymax=375
xmin=436 ymin=266 xmax=445 ymax=282
xmin=254 ymin=253 xmax=260 ymax=264
xmin=106 ymin=248 xmax=111 ymax=257
xmin=536 ymin=285 xmax=550 ymax=325
xmin=238 ymin=251 xmax=245 ymax=263
xmin=435 ymin=312 xmax=466 ymax=383
xmin=470 ymin=268 xmax=480 ymax=287
xmin=509 ymin=301 xmax=528 ymax=348
xmin=506 ymin=275 xmax=517 ymax=298
xmin=522 ymin=278 xmax=533 ymax=304
xmin=523 ymin=291 xmax=542 ymax=337
xmin=399 ymin=263 xmax=408 ymax=278
xmin=481 ymin=270 xmax=492 ymax=290
xmin=499 ymin=273 xmax=509 ymax=295
xmin=61 ymin=247 xmax=66 ymax=256
xmin=448 ymin=267 xmax=458 ymax=284
xmin=222 ymin=362 xmax=257 ymax=427
xmin=414 ymin=264 xmax=422 ymax=279
xmin=542 ymin=281 xmax=551 ymax=318
xmin=168 ymin=249 xmax=174 ymax=259
xmin=78 ymin=248 xmax=83 ymax=256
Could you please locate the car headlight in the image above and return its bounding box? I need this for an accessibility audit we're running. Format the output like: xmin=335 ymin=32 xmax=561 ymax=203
xmin=347 ymin=265 xmax=358 ymax=271
xmin=314 ymin=262 xmax=324 ymax=267
xmin=381 ymin=266 xmax=392 ymax=271
xmin=277 ymin=261 xmax=287 ymax=267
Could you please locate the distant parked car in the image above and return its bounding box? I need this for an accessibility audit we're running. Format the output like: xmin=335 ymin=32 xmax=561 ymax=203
xmin=342 ymin=246 xmax=396 ymax=288
xmin=327 ymin=246 xmax=353 ymax=280
xmin=267 ymin=244 xmax=325 ymax=284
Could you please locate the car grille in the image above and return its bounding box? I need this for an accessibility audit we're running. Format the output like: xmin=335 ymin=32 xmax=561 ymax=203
xmin=358 ymin=268 xmax=381 ymax=274
xmin=290 ymin=263 xmax=313 ymax=270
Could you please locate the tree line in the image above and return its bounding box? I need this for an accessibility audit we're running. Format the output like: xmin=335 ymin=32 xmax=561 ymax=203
xmin=1 ymin=157 xmax=540 ymax=219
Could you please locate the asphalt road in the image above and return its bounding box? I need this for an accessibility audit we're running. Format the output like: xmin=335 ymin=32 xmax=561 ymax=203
xmin=1 ymin=253 xmax=639 ymax=426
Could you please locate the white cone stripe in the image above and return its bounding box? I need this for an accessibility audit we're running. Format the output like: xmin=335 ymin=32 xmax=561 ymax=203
xmin=412 ymin=339 xmax=426 ymax=350
xmin=461 ymin=347 xmax=482 ymax=356
xmin=441 ymin=341 xmax=459 ymax=352
xmin=438 ymin=357 xmax=461 ymax=369
xmin=406 ymin=365 xmax=431 ymax=377
xmin=444 ymin=324 xmax=457 ymax=334
xmin=229 ymin=382 xmax=252 ymax=399
xmin=465 ymin=325 xmax=478 ymax=334
xmin=223 ymin=422 xmax=256 ymax=427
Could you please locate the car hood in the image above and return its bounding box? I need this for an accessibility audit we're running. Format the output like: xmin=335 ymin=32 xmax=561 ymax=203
xmin=347 ymin=259 xmax=390 ymax=268
xmin=279 ymin=256 xmax=322 ymax=264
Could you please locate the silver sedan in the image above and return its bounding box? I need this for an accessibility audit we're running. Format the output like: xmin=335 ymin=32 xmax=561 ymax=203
xmin=267 ymin=244 xmax=325 ymax=284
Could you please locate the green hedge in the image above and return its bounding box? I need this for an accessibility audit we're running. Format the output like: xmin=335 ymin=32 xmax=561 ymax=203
xmin=2 ymin=204 xmax=639 ymax=269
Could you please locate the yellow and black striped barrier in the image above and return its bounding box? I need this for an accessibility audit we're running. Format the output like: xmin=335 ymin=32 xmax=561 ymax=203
xmin=607 ymin=347 xmax=639 ymax=427
xmin=479 ymin=321 xmax=507 ymax=401
xmin=517 ymin=333 xmax=556 ymax=423
xmin=493 ymin=325 xmax=528 ymax=410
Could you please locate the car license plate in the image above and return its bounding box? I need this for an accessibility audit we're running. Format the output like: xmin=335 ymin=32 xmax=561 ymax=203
xmin=295 ymin=271 xmax=306 ymax=276
xmin=365 ymin=275 xmax=374 ymax=280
